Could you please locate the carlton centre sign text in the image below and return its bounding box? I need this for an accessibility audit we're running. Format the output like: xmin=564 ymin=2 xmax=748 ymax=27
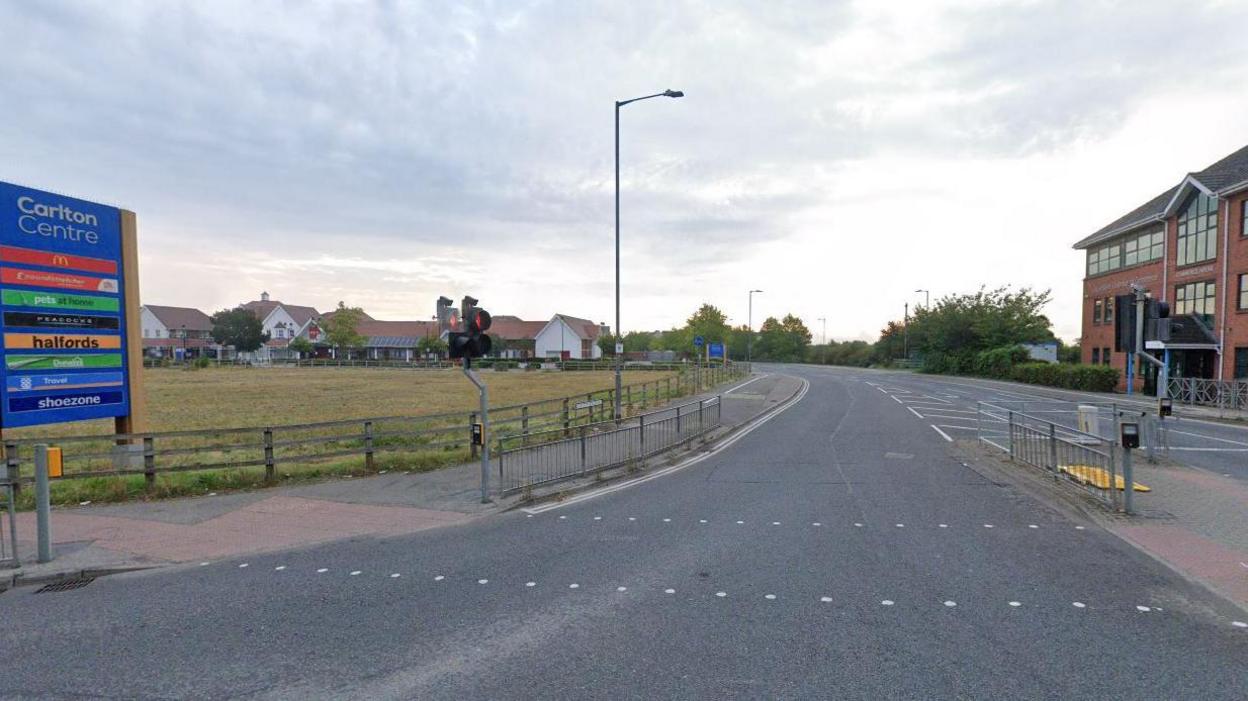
xmin=0 ymin=182 xmax=136 ymax=428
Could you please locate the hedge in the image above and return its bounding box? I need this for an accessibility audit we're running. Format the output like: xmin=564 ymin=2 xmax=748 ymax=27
xmin=1009 ymin=362 xmax=1118 ymax=392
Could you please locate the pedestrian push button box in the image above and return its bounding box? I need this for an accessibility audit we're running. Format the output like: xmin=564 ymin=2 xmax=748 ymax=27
xmin=1157 ymin=397 xmax=1173 ymax=417
xmin=1120 ymin=422 xmax=1140 ymax=450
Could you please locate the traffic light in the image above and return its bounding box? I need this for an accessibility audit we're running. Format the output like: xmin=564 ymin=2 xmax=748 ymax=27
xmin=1114 ymin=294 xmax=1136 ymax=353
xmin=449 ymin=296 xmax=493 ymax=360
xmin=436 ymin=296 xmax=458 ymax=335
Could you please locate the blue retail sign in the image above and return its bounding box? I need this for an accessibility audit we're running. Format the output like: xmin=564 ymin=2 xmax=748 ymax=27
xmin=708 ymin=342 xmax=724 ymax=359
xmin=0 ymin=181 xmax=131 ymax=427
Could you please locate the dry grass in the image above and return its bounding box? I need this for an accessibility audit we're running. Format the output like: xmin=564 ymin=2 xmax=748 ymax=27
xmin=5 ymin=367 xmax=677 ymax=438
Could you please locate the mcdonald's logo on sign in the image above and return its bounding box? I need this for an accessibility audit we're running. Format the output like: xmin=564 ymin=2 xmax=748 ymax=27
xmin=0 ymin=245 xmax=118 ymax=275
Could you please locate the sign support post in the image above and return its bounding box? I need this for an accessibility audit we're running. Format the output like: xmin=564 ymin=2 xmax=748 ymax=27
xmin=462 ymin=358 xmax=490 ymax=503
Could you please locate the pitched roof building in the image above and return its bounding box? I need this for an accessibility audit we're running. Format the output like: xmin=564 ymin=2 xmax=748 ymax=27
xmin=1073 ymin=142 xmax=1248 ymax=388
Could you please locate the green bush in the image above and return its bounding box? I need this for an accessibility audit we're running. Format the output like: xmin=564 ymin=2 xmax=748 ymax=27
xmin=1010 ymin=362 xmax=1117 ymax=392
xmin=194 ymin=357 xmax=212 ymax=369
xmin=973 ymin=346 xmax=1030 ymax=379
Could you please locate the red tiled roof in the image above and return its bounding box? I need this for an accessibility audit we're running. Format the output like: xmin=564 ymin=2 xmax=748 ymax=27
xmin=241 ymin=300 xmax=321 ymax=325
xmin=143 ymin=305 xmax=213 ymax=332
xmin=557 ymin=314 xmax=605 ymax=340
xmin=489 ymin=318 xmax=546 ymax=340
xmin=355 ymin=320 xmax=438 ymax=339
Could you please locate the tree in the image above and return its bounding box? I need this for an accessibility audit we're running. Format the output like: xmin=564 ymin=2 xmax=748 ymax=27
xmin=288 ymin=337 xmax=314 ymax=358
xmin=416 ymin=335 xmax=447 ymax=358
xmin=894 ymin=286 xmax=1056 ymax=374
xmin=597 ymin=333 xmax=618 ymax=357
xmin=622 ymin=331 xmax=655 ymax=353
xmin=324 ymin=301 xmax=367 ymax=355
xmin=684 ymin=304 xmax=730 ymax=346
xmin=210 ymin=307 xmax=269 ymax=353
xmin=753 ymin=314 xmax=811 ymax=362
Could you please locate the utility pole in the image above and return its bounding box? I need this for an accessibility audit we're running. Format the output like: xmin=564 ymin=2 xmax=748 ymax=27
xmin=615 ymin=88 xmax=684 ymax=419
xmin=903 ymin=302 xmax=909 ymax=361
xmin=747 ymin=289 xmax=762 ymax=363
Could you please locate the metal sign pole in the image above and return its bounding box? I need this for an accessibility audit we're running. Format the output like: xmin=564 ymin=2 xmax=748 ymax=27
xmin=462 ymin=360 xmax=490 ymax=503
xmin=35 ymin=444 xmax=52 ymax=563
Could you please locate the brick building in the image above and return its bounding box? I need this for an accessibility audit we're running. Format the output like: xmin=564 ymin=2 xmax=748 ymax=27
xmin=1073 ymin=143 xmax=1248 ymax=390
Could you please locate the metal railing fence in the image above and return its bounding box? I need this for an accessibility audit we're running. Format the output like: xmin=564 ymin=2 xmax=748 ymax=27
xmin=495 ymin=396 xmax=722 ymax=495
xmin=1167 ymin=377 xmax=1248 ymax=410
xmin=2 ymin=364 xmax=749 ymax=487
xmin=978 ymin=402 xmax=1124 ymax=511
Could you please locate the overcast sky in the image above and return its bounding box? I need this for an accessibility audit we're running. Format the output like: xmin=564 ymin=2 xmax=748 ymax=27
xmin=3 ymin=0 xmax=1248 ymax=342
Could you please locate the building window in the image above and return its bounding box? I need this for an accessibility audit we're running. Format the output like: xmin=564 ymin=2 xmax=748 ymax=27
xmin=1102 ymin=348 xmax=1111 ymax=366
xmin=1123 ymin=230 xmax=1164 ymax=267
xmin=1236 ymin=348 xmax=1248 ymax=379
xmin=1242 ymin=200 xmax=1247 ymax=237
xmin=1240 ymin=273 xmax=1248 ymax=311
xmin=1176 ymin=191 xmax=1218 ymax=266
xmin=1091 ymin=347 xmax=1100 ymax=364
xmin=1093 ymin=299 xmax=1103 ymax=324
xmin=1104 ymin=297 xmax=1114 ymax=324
xmin=1175 ymin=280 xmax=1216 ymax=322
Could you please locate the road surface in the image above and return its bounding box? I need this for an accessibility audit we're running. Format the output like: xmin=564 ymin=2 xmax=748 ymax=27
xmin=1 ymin=366 xmax=1244 ymax=699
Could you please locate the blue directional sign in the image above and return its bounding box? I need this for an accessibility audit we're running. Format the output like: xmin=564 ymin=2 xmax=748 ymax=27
xmin=0 ymin=181 xmax=131 ymax=427
xmin=693 ymin=335 xmax=704 ymax=348
xmin=708 ymin=342 xmax=725 ymax=359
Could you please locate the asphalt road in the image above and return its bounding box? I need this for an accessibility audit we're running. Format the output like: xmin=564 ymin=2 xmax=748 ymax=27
xmin=843 ymin=367 xmax=1248 ymax=482
xmin=2 ymin=366 xmax=1245 ymax=700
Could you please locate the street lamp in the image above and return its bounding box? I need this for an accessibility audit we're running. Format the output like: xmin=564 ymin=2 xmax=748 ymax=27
xmin=180 ymin=324 xmax=187 ymax=362
xmin=914 ymin=288 xmax=930 ymax=308
xmin=747 ymin=289 xmax=763 ymax=363
xmin=817 ymin=317 xmax=827 ymax=345
xmin=615 ymin=88 xmax=684 ymax=419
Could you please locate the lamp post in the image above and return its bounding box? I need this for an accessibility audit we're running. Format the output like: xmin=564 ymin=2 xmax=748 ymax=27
xmin=747 ymin=289 xmax=763 ymax=363
xmin=180 ymin=324 xmax=187 ymax=363
xmin=817 ymin=317 xmax=826 ymax=345
xmin=914 ymin=288 xmax=930 ymax=308
xmin=615 ymin=88 xmax=684 ymax=419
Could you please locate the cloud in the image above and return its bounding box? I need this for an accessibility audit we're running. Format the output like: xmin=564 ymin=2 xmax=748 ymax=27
xmin=1 ymin=0 xmax=1246 ymax=339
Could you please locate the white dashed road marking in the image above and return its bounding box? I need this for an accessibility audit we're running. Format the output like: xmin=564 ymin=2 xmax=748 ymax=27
xmin=1072 ymin=602 xmax=1086 ymax=608
xmin=881 ymin=600 xmax=894 ymax=606
xmin=764 ymin=594 xmax=776 ymax=600
xmin=526 ymin=582 xmax=536 ymax=587
xmin=1009 ymin=601 xmax=1021 ymax=607
xmin=317 ymin=568 xmax=328 ymax=573
xmin=944 ymin=601 xmax=957 ymax=607
xmin=350 ymin=571 xmax=361 ymax=576
xmin=478 ymin=579 xmax=488 ymax=585
xmin=274 ymin=566 xmax=286 ymax=571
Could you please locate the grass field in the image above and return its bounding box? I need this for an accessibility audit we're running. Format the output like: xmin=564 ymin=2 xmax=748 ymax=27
xmin=3 ymin=366 xmax=700 ymax=507
xmin=6 ymin=366 xmax=678 ymax=438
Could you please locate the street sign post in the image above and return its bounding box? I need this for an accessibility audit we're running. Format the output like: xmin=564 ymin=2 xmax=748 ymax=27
xmin=0 ymin=182 xmax=144 ymax=431
xmin=693 ymin=335 xmax=704 ymax=348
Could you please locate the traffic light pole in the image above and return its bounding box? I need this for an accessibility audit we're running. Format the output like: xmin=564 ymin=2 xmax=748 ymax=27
xmin=462 ymin=359 xmax=490 ymax=503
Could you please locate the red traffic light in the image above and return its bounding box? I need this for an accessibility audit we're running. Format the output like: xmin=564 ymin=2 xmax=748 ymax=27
xmin=470 ymin=309 xmax=492 ymax=334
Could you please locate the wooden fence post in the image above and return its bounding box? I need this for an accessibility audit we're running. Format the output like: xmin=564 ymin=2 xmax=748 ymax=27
xmin=263 ymin=428 xmax=275 ymax=482
xmin=522 ymin=406 xmax=530 ymax=437
xmin=562 ymin=398 xmax=570 ymax=437
xmin=143 ymin=436 xmax=156 ymax=489
xmin=364 ymin=420 xmax=375 ymax=471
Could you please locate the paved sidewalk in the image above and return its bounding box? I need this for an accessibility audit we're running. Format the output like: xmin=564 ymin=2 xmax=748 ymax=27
xmin=1114 ymin=461 xmax=1248 ymax=609
xmin=3 ymin=372 xmax=795 ymax=589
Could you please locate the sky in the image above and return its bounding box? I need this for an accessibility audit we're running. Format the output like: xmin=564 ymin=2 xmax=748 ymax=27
xmin=3 ymin=0 xmax=1248 ymax=344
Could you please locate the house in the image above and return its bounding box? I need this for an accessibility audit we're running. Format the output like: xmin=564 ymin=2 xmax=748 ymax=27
xmin=1072 ymin=142 xmax=1248 ymax=389
xmin=487 ymin=315 xmax=548 ymax=359
xmin=239 ymin=291 xmax=321 ymax=361
xmin=534 ymin=314 xmax=610 ymax=360
xmin=353 ymin=319 xmax=439 ymax=360
xmin=139 ymin=304 xmax=215 ymax=359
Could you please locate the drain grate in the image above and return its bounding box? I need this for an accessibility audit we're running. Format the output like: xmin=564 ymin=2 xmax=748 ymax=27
xmin=35 ymin=577 xmax=95 ymax=594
